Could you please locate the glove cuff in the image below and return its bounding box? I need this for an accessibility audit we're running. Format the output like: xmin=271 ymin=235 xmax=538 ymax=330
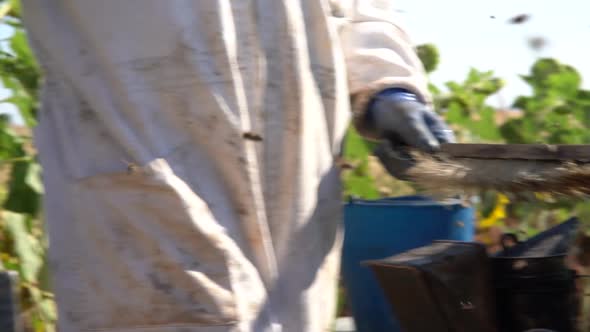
xmin=368 ymin=88 xmax=421 ymax=111
xmin=374 ymin=87 xmax=420 ymax=101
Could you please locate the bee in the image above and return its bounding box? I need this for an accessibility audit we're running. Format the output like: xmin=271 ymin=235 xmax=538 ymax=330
xmin=242 ymin=132 xmax=263 ymax=142
xmin=335 ymin=157 xmax=354 ymax=170
xmin=123 ymin=159 xmax=140 ymax=174
xmin=508 ymin=14 xmax=530 ymax=24
xmin=527 ymin=36 xmax=548 ymax=52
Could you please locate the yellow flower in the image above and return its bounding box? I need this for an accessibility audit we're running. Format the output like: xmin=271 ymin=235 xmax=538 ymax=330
xmin=479 ymin=194 xmax=509 ymax=228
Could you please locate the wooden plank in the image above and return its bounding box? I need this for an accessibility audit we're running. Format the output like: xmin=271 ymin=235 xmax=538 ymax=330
xmin=440 ymin=143 xmax=590 ymax=161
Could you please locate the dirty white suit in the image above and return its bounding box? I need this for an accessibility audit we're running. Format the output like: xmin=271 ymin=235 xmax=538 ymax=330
xmin=22 ymin=1 xmax=430 ymax=331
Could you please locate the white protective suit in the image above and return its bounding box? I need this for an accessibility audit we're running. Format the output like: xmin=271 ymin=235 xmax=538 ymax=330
xmin=22 ymin=1 xmax=429 ymax=331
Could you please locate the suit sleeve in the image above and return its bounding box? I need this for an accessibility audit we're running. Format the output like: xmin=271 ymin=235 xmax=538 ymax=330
xmin=330 ymin=0 xmax=431 ymax=138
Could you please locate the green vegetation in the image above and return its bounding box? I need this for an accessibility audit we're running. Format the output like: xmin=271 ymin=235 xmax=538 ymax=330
xmin=0 ymin=1 xmax=55 ymax=331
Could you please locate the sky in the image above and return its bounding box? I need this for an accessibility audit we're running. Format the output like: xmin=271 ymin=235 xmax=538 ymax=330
xmin=394 ymin=0 xmax=590 ymax=108
xmin=0 ymin=24 xmax=17 ymax=123
xmin=2 ymin=1 xmax=589 ymax=122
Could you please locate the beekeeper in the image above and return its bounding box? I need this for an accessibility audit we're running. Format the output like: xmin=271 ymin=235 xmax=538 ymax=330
xmin=22 ymin=1 xmax=453 ymax=331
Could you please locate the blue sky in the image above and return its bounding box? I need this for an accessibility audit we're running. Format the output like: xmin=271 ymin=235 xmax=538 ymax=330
xmin=395 ymin=0 xmax=590 ymax=107
xmin=2 ymin=1 xmax=589 ymax=122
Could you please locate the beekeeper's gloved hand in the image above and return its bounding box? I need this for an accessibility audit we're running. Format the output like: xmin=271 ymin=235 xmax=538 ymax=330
xmin=368 ymin=88 xmax=455 ymax=179
xmin=368 ymin=88 xmax=455 ymax=152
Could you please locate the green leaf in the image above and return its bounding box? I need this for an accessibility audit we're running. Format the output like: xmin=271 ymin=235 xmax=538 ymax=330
xmin=472 ymin=78 xmax=505 ymax=95
xmin=500 ymin=118 xmax=535 ymax=143
xmin=3 ymin=95 xmax=36 ymax=127
xmin=4 ymin=161 xmax=41 ymax=215
xmin=25 ymin=162 xmax=43 ymax=194
xmin=10 ymin=31 xmax=32 ymax=64
xmin=444 ymin=101 xmax=469 ymax=125
xmin=0 ymin=30 xmax=41 ymax=102
xmin=341 ymin=127 xmax=381 ymax=199
xmin=37 ymin=249 xmax=52 ymax=292
xmin=576 ymin=90 xmax=590 ymax=104
xmin=0 ymin=117 xmax=25 ymax=160
xmin=2 ymin=212 xmax=43 ymax=282
xmin=343 ymin=126 xmax=373 ymax=160
xmin=522 ymin=58 xmax=582 ymax=98
xmin=39 ymin=298 xmax=57 ymax=322
xmin=575 ymin=202 xmax=590 ymax=224
xmin=529 ymin=58 xmax=561 ymax=82
xmin=546 ymin=69 xmax=581 ymax=99
xmin=512 ymin=96 xmax=530 ymax=110
xmin=445 ymin=81 xmax=462 ymax=93
xmin=416 ymin=44 xmax=439 ymax=73
xmin=8 ymin=0 xmax=20 ymax=19
xmin=428 ymin=83 xmax=441 ymax=96
xmin=479 ymin=191 xmax=500 ymax=218
xmin=343 ymin=171 xmax=379 ymax=199
xmin=471 ymin=107 xmax=502 ymax=141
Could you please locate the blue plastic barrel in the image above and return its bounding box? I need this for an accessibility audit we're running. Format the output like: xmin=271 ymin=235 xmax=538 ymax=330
xmin=341 ymin=196 xmax=475 ymax=332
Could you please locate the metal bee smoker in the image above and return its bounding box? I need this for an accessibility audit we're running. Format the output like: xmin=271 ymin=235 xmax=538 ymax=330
xmin=365 ymin=218 xmax=583 ymax=332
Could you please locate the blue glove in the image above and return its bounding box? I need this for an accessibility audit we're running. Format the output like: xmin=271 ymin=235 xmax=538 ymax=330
xmin=368 ymin=88 xmax=455 ymax=179
xmin=367 ymin=88 xmax=454 ymax=152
